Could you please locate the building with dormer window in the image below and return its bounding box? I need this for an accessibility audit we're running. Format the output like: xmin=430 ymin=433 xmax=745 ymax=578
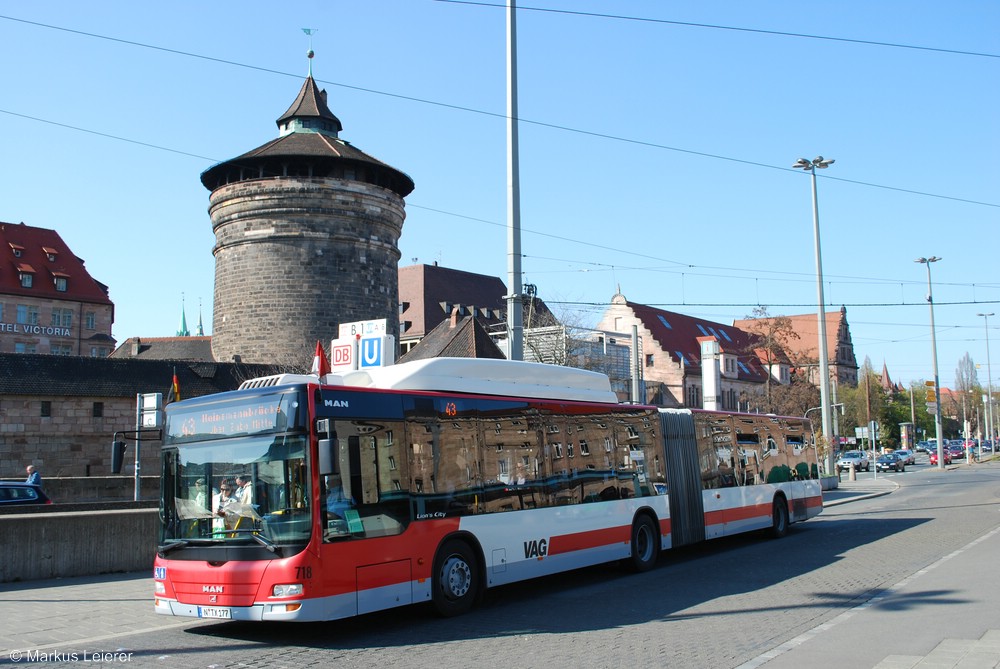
xmin=0 ymin=222 xmax=115 ymax=356
xmin=595 ymin=291 xmax=788 ymax=409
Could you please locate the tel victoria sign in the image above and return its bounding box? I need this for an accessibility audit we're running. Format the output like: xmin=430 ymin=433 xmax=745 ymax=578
xmin=0 ymin=322 xmax=72 ymax=336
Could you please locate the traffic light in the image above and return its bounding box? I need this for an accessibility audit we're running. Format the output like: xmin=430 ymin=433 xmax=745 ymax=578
xmin=111 ymin=439 xmax=128 ymax=474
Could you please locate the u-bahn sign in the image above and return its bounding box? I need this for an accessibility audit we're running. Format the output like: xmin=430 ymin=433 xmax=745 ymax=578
xmin=331 ymin=319 xmax=395 ymax=372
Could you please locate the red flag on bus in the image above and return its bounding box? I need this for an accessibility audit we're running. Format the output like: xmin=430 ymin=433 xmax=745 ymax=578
xmin=311 ymin=340 xmax=331 ymax=377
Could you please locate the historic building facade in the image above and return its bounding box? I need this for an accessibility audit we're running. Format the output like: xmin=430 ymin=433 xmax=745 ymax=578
xmin=202 ymin=68 xmax=414 ymax=366
xmin=0 ymin=222 xmax=115 ymax=357
xmin=733 ymin=307 xmax=859 ymax=389
xmin=595 ymin=292 xmax=784 ymax=409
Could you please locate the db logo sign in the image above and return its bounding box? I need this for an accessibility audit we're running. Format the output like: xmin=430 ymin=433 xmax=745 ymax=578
xmin=332 ymin=344 xmax=353 ymax=366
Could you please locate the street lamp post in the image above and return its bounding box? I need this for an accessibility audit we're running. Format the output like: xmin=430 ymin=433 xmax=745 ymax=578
xmin=978 ymin=312 xmax=995 ymax=449
xmin=794 ymin=156 xmax=835 ymax=474
xmin=917 ymin=257 xmax=944 ymax=470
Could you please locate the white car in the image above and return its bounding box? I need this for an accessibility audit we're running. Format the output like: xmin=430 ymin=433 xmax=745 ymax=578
xmin=893 ymin=449 xmax=915 ymax=466
xmin=836 ymin=450 xmax=870 ymax=472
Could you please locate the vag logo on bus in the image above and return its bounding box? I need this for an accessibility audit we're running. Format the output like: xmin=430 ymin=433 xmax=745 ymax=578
xmin=202 ymin=585 xmax=224 ymax=593
xmin=523 ymin=538 xmax=548 ymax=559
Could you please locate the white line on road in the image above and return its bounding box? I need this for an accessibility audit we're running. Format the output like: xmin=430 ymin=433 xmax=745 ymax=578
xmin=734 ymin=526 xmax=1000 ymax=669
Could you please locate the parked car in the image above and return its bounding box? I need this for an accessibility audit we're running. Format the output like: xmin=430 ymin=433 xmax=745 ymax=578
xmin=982 ymin=440 xmax=994 ymax=453
xmin=875 ymin=453 xmax=905 ymax=472
xmin=929 ymin=449 xmax=952 ymax=466
xmin=947 ymin=443 xmax=966 ymax=461
xmin=893 ymin=449 xmax=915 ymax=466
xmin=836 ymin=450 xmax=870 ymax=472
xmin=0 ymin=482 xmax=52 ymax=506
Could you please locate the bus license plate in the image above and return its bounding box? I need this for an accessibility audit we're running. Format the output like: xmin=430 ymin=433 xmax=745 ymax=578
xmin=198 ymin=607 xmax=232 ymax=619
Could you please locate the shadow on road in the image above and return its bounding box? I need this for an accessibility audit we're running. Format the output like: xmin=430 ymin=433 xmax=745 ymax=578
xmin=182 ymin=514 xmax=951 ymax=652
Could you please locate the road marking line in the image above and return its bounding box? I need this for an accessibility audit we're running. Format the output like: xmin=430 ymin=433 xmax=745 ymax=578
xmin=0 ymin=619 xmax=208 ymax=656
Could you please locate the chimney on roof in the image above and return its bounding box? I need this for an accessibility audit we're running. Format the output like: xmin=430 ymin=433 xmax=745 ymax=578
xmin=450 ymin=306 xmax=460 ymax=328
xmin=131 ymin=338 xmax=141 ymax=357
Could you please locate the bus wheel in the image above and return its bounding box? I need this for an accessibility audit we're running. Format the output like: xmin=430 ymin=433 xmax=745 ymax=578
xmin=770 ymin=498 xmax=789 ymax=539
xmin=432 ymin=539 xmax=480 ymax=617
xmin=627 ymin=515 xmax=659 ymax=573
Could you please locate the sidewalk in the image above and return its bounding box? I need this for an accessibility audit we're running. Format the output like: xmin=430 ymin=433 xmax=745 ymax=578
xmin=749 ymin=475 xmax=1000 ymax=669
xmin=821 ymin=474 xmax=899 ymax=507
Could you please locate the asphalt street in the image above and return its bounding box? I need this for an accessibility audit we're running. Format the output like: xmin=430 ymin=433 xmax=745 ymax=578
xmin=1 ymin=463 xmax=998 ymax=668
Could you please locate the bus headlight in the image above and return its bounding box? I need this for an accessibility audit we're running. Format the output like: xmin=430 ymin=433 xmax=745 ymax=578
xmin=272 ymin=584 xmax=303 ymax=597
xmin=154 ymin=581 xmax=166 ymax=595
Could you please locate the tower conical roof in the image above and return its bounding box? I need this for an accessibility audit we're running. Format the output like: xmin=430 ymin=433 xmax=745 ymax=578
xmin=200 ymin=73 xmax=413 ymax=198
xmin=276 ymin=76 xmax=342 ymax=135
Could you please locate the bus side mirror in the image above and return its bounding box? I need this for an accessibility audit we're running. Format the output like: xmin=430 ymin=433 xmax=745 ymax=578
xmin=111 ymin=439 xmax=128 ymax=474
xmin=318 ymin=438 xmax=340 ymax=476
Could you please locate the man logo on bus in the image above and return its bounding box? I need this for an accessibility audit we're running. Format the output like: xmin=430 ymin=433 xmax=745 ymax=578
xmin=524 ymin=538 xmax=548 ymax=559
xmin=202 ymin=585 xmax=224 ymax=593
xmin=323 ymin=400 xmax=349 ymax=408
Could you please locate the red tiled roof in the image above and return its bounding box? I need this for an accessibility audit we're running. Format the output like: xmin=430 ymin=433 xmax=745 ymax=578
xmin=733 ymin=310 xmax=843 ymax=365
xmin=0 ymin=222 xmax=112 ymax=305
xmin=626 ymin=301 xmax=770 ymax=382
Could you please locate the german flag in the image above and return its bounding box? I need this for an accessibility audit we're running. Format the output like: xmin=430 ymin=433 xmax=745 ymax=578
xmin=167 ymin=368 xmax=181 ymax=403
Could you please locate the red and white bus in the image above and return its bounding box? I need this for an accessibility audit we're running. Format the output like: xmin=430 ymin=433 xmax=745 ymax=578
xmin=153 ymin=357 xmax=822 ymax=621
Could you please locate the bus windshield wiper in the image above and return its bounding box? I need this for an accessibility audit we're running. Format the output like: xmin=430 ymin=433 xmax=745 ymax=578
xmin=158 ymin=540 xmax=189 ymax=555
xmin=228 ymin=529 xmax=281 ymax=554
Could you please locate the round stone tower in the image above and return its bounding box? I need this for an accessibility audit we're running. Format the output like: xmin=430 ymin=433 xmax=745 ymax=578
xmin=201 ymin=70 xmax=414 ymax=366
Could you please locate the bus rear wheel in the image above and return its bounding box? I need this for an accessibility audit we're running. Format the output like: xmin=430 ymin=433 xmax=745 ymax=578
xmin=432 ymin=539 xmax=480 ymax=617
xmin=770 ymin=497 xmax=789 ymax=539
xmin=627 ymin=515 xmax=659 ymax=573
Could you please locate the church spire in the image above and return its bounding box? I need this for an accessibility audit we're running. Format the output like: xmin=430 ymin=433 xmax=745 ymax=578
xmin=177 ymin=294 xmax=190 ymax=337
xmin=196 ymin=298 xmax=205 ymax=336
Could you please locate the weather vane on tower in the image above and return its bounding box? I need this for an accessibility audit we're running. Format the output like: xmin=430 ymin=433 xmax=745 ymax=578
xmin=302 ymin=28 xmax=318 ymax=76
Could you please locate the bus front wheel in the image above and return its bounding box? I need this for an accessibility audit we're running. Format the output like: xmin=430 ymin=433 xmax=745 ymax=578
xmin=432 ymin=539 xmax=480 ymax=617
xmin=627 ymin=515 xmax=659 ymax=573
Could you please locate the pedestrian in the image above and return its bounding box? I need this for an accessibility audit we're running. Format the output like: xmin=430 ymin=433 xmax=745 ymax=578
xmin=25 ymin=464 xmax=42 ymax=488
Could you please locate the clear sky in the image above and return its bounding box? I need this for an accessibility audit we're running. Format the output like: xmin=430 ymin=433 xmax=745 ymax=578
xmin=2 ymin=1 xmax=997 ymax=389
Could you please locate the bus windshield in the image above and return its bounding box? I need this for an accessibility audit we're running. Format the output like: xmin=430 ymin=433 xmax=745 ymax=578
xmin=160 ymin=388 xmax=312 ymax=550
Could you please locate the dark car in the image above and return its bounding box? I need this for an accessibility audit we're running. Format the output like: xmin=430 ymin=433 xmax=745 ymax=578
xmin=0 ymin=482 xmax=52 ymax=506
xmin=875 ymin=453 xmax=905 ymax=472
xmin=946 ymin=443 xmax=966 ymax=461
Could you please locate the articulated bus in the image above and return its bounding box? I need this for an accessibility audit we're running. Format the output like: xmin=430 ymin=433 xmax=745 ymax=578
xmin=153 ymin=357 xmax=822 ymax=622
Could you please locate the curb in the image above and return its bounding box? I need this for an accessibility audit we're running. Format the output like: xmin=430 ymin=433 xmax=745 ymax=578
xmin=823 ymin=479 xmax=899 ymax=507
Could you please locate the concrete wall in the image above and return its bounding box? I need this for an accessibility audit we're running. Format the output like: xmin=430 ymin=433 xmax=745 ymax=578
xmin=0 ymin=508 xmax=158 ymax=582
xmin=0 ymin=476 xmax=159 ymax=503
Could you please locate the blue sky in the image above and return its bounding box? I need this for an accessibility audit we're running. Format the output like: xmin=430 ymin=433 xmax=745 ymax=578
xmin=2 ymin=1 xmax=997 ymax=388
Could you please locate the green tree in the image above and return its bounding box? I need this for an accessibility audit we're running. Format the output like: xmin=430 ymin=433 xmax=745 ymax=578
xmin=740 ymin=306 xmax=801 ymax=408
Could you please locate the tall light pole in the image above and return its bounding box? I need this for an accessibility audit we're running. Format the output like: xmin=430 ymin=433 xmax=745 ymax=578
xmin=978 ymin=312 xmax=995 ymax=448
xmin=917 ymin=257 xmax=944 ymax=469
xmin=505 ymin=0 xmax=524 ymax=361
xmin=794 ymin=156 xmax=835 ymax=473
